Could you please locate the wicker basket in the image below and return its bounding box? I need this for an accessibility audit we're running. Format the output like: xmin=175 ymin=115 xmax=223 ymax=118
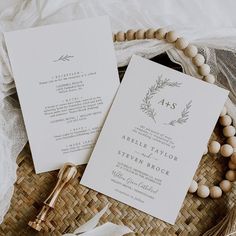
xmin=0 ymin=55 xmax=235 ymax=236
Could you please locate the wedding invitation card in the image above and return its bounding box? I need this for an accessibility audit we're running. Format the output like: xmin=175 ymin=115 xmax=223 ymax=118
xmin=4 ymin=16 xmax=119 ymax=173
xmin=81 ymin=55 xmax=229 ymax=224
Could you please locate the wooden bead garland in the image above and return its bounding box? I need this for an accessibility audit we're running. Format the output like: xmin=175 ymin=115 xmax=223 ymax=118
xmin=155 ymin=28 xmax=167 ymax=40
xmin=208 ymin=141 xmax=221 ymax=154
xmin=194 ymin=106 xmax=236 ymax=198
xmin=166 ymin=31 xmax=178 ymax=43
xmin=175 ymin=37 xmax=189 ymax=50
xmin=197 ymin=185 xmax=210 ymax=198
xmin=192 ymin=54 xmax=205 ymax=67
xmin=145 ymin=28 xmax=156 ymax=39
xmin=116 ymin=31 xmax=126 ymax=42
xmin=226 ymin=170 xmax=236 ymax=182
xmin=135 ymin=29 xmax=146 ymax=40
xmin=126 ymin=29 xmax=136 ymax=41
xmin=203 ymin=74 xmax=216 ymax=84
xmin=198 ymin=64 xmax=211 ymax=76
xmin=219 ymin=180 xmax=232 ymax=192
xmin=210 ymin=186 xmax=222 ymax=199
xmin=227 ymin=136 xmax=236 ymax=148
xmin=184 ymin=45 xmax=198 ymax=58
xmin=221 ymin=144 xmax=234 ymax=157
xmin=189 ymin=180 xmax=198 ymax=193
xmin=219 ymin=115 xmax=232 ymax=126
xmin=113 ymin=28 xmax=236 ymax=199
xmin=191 ymin=108 xmax=236 ymax=199
xmin=223 ymin=126 xmax=236 ymax=137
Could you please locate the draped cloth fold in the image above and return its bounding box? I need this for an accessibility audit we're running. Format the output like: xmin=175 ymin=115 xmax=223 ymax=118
xmin=0 ymin=0 xmax=236 ymax=227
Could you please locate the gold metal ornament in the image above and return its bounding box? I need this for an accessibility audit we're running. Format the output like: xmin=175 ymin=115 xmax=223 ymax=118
xmin=28 ymin=163 xmax=77 ymax=231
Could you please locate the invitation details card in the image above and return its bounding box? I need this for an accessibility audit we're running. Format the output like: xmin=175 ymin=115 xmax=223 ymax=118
xmin=4 ymin=16 xmax=120 ymax=173
xmin=81 ymin=55 xmax=229 ymax=224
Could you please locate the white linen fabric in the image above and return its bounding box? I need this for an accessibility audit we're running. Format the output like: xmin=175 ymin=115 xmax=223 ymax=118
xmin=63 ymin=205 xmax=133 ymax=235
xmin=0 ymin=0 xmax=236 ymax=226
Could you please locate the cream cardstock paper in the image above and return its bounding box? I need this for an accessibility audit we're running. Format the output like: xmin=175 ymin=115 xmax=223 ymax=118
xmin=81 ymin=55 xmax=229 ymax=224
xmin=4 ymin=16 xmax=119 ymax=173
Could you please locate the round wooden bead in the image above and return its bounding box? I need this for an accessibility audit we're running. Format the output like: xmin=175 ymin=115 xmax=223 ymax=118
xmin=231 ymin=152 xmax=236 ymax=164
xmin=116 ymin=31 xmax=126 ymax=42
xmin=175 ymin=37 xmax=189 ymax=50
xmin=229 ymin=160 xmax=236 ymax=170
xmin=210 ymin=186 xmax=222 ymax=199
xmin=198 ymin=64 xmax=210 ymax=76
xmin=227 ymin=136 xmax=236 ymax=148
xmin=192 ymin=54 xmax=205 ymax=67
xmin=220 ymin=144 xmax=234 ymax=157
xmin=219 ymin=180 xmax=232 ymax=192
xmin=203 ymin=74 xmax=215 ymax=84
xmin=126 ymin=29 xmax=136 ymax=41
xmin=189 ymin=180 xmax=198 ymax=193
xmin=225 ymin=170 xmax=236 ymax=181
xmin=208 ymin=141 xmax=221 ymax=154
xmin=145 ymin=28 xmax=156 ymax=39
xmin=197 ymin=185 xmax=210 ymax=198
xmin=203 ymin=147 xmax=208 ymax=155
xmin=184 ymin=45 xmax=198 ymax=58
xmin=223 ymin=126 xmax=236 ymax=138
xmin=155 ymin=28 xmax=167 ymax=40
xmin=166 ymin=31 xmax=178 ymax=43
xmin=220 ymin=106 xmax=227 ymax=117
xmin=135 ymin=29 xmax=146 ymax=40
xmin=219 ymin=115 xmax=232 ymax=127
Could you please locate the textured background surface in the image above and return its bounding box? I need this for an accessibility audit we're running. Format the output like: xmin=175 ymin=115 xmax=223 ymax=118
xmin=0 ymin=55 xmax=235 ymax=236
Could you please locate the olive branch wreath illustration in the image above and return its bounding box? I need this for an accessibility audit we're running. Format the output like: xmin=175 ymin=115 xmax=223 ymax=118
xmin=165 ymin=100 xmax=192 ymax=126
xmin=140 ymin=75 xmax=192 ymax=125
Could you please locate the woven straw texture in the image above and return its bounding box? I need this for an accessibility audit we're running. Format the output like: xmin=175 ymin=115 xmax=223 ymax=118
xmin=0 ymin=54 xmax=235 ymax=236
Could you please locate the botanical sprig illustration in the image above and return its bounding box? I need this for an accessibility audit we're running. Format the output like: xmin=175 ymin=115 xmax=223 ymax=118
xmin=140 ymin=75 xmax=181 ymax=123
xmin=53 ymin=54 xmax=74 ymax=62
xmin=165 ymin=100 xmax=192 ymax=126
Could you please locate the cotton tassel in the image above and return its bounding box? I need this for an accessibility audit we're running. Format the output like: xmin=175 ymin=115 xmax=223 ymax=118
xmin=203 ymin=206 xmax=236 ymax=236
